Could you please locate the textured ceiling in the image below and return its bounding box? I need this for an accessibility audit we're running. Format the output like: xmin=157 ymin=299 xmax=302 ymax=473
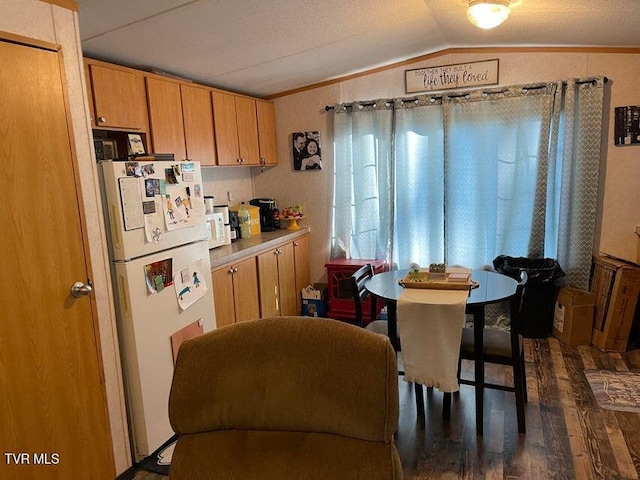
xmin=77 ymin=0 xmax=640 ymax=97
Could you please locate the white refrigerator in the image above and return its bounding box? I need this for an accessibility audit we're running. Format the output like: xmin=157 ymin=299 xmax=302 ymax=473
xmin=100 ymin=159 xmax=216 ymax=461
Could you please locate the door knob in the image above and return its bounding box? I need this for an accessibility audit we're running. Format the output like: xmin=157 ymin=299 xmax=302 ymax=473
xmin=71 ymin=281 xmax=93 ymax=298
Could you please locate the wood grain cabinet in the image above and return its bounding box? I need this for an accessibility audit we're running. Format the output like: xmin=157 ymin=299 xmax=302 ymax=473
xmin=181 ymin=84 xmax=217 ymax=165
xmin=145 ymin=76 xmax=187 ymax=160
xmin=293 ymin=235 xmax=310 ymax=314
xmin=86 ymin=61 xmax=149 ymax=131
xmin=256 ymin=99 xmax=278 ymax=165
xmin=146 ymin=77 xmax=218 ymax=164
xmin=211 ymin=257 xmax=260 ymax=328
xmin=257 ymin=242 xmax=297 ymax=317
xmin=212 ymin=90 xmax=260 ymax=165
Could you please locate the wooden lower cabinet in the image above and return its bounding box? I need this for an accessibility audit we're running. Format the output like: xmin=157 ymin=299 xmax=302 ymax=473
xmin=212 ymin=234 xmax=311 ymax=324
xmin=293 ymin=235 xmax=310 ymax=314
xmin=257 ymin=242 xmax=297 ymax=317
xmin=211 ymin=257 xmax=260 ymax=327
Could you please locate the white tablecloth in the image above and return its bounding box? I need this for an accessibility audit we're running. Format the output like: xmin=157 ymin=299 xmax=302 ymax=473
xmin=397 ymin=269 xmax=469 ymax=392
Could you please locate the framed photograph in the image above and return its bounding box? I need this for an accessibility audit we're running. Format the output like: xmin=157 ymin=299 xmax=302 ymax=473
xmin=614 ymin=106 xmax=640 ymax=146
xmin=94 ymin=138 xmax=117 ymax=161
xmin=292 ymin=131 xmax=322 ymax=171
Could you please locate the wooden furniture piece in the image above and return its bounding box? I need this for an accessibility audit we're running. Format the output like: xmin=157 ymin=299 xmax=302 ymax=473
xmin=325 ymin=259 xmax=388 ymax=322
xmin=210 ymin=233 xmax=310 ymax=322
xmin=256 ymin=99 xmax=278 ymax=165
xmin=211 ymin=257 xmax=260 ymax=327
xmin=364 ymin=269 xmax=518 ymax=433
xmin=84 ymin=57 xmax=277 ymax=167
xmin=458 ymin=271 xmax=528 ymax=434
xmin=212 ymin=91 xmax=260 ymax=165
xmin=257 ymin=242 xmax=297 ymax=317
xmin=86 ymin=61 xmax=149 ymax=131
xmin=168 ymin=317 xmax=402 ymax=479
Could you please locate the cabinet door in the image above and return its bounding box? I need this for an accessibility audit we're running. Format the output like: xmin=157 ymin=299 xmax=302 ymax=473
xmin=277 ymin=242 xmax=297 ymax=316
xmin=146 ymin=77 xmax=186 ymax=160
xmin=84 ymin=62 xmax=95 ymax=128
xmin=89 ymin=63 xmax=148 ymax=130
xmin=256 ymin=100 xmax=278 ymax=165
xmin=257 ymin=248 xmax=280 ymax=317
xmin=233 ymin=257 xmax=260 ymax=322
xmin=212 ymin=90 xmax=240 ymax=165
xmin=181 ymin=84 xmax=217 ymax=165
xmin=212 ymin=266 xmax=236 ymax=328
xmin=235 ymin=96 xmax=260 ymax=165
xmin=293 ymin=235 xmax=310 ymax=314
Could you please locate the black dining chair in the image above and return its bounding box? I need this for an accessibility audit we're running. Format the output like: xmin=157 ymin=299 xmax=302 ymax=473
xmin=457 ymin=270 xmax=528 ymax=434
xmin=351 ymin=263 xmax=425 ymax=416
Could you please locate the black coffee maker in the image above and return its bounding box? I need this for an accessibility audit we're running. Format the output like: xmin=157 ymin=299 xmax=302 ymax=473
xmin=250 ymin=198 xmax=279 ymax=231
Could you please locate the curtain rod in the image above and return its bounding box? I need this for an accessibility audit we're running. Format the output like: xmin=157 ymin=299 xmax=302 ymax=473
xmin=325 ymin=77 xmax=608 ymax=111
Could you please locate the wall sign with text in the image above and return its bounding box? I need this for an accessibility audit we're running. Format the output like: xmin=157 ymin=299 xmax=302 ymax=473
xmin=405 ymin=59 xmax=499 ymax=94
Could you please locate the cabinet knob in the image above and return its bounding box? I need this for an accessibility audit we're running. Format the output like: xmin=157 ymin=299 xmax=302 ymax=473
xmin=293 ymin=242 xmax=298 ymax=247
xmin=98 ymin=116 xmax=106 ymax=124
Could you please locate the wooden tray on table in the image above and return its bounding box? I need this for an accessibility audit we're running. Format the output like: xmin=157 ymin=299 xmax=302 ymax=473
xmin=398 ymin=270 xmax=474 ymax=290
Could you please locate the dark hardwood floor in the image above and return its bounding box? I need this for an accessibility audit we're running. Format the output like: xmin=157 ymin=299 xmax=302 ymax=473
xmin=131 ymin=337 xmax=640 ymax=480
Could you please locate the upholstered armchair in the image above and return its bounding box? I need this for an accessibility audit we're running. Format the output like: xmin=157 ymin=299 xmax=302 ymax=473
xmin=168 ymin=316 xmax=402 ymax=479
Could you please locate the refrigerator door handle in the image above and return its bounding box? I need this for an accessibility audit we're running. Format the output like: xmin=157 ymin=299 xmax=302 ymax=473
xmin=109 ymin=204 xmax=122 ymax=249
xmin=119 ymin=274 xmax=131 ymax=318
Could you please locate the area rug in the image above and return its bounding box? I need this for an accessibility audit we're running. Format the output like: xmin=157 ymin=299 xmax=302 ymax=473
xmin=584 ymin=369 xmax=640 ymax=413
xmin=137 ymin=434 xmax=178 ymax=476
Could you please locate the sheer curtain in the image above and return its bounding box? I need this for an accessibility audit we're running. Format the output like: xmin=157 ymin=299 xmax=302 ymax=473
xmin=330 ymin=77 xmax=605 ymax=288
xmin=394 ymin=96 xmax=444 ymax=268
xmin=331 ymin=101 xmax=394 ymax=260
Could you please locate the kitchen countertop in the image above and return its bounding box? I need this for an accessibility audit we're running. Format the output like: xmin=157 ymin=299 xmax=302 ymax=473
xmin=209 ymin=226 xmax=310 ymax=269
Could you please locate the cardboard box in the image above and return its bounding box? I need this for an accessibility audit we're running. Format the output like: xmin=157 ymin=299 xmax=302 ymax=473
xmin=301 ymin=283 xmax=327 ymax=318
xmin=229 ymin=204 xmax=261 ymax=236
xmin=590 ymin=255 xmax=640 ymax=352
xmin=553 ymin=286 xmax=595 ymax=346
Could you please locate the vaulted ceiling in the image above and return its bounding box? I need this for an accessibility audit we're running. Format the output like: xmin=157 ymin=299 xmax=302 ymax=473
xmin=77 ymin=0 xmax=640 ymax=97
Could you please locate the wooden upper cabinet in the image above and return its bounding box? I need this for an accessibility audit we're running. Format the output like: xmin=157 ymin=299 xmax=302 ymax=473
xmin=256 ymin=100 xmax=278 ymax=165
xmin=212 ymin=91 xmax=240 ymax=166
xmin=235 ymin=96 xmax=260 ymax=165
xmin=181 ymin=84 xmax=217 ymax=165
xmin=212 ymin=91 xmax=260 ymax=166
xmin=88 ymin=62 xmax=148 ymax=131
xmin=145 ymin=77 xmax=186 ymax=160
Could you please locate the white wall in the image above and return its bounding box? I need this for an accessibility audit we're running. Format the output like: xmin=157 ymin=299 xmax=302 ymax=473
xmin=0 ymin=0 xmax=131 ymax=474
xmin=254 ymin=50 xmax=640 ymax=284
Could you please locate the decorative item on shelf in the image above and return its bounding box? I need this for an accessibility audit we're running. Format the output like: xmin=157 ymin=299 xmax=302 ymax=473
xmin=429 ymin=263 xmax=447 ymax=281
xmin=94 ymin=138 xmax=117 ymax=161
xmin=399 ymin=264 xmax=474 ymax=290
xmin=282 ymin=204 xmax=304 ymax=230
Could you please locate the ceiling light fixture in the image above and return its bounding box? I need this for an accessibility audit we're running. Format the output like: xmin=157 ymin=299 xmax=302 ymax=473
xmin=466 ymin=0 xmax=511 ymax=29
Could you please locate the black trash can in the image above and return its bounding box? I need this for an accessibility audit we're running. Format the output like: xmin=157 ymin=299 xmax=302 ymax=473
xmin=493 ymin=255 xmax=566 ymax=338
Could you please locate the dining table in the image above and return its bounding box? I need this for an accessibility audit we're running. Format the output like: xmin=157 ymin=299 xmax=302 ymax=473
xmin=364 ymin=268 xmax=518 ymax=434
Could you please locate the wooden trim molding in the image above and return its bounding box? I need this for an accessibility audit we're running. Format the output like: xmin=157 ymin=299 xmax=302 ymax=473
xmin=266 ymin=46 xmax=640 ymax=99
xmin=0 ymin=30 xmax=60 ymax=52
xmin=39 ymin=0 xmax=79 ymax=11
